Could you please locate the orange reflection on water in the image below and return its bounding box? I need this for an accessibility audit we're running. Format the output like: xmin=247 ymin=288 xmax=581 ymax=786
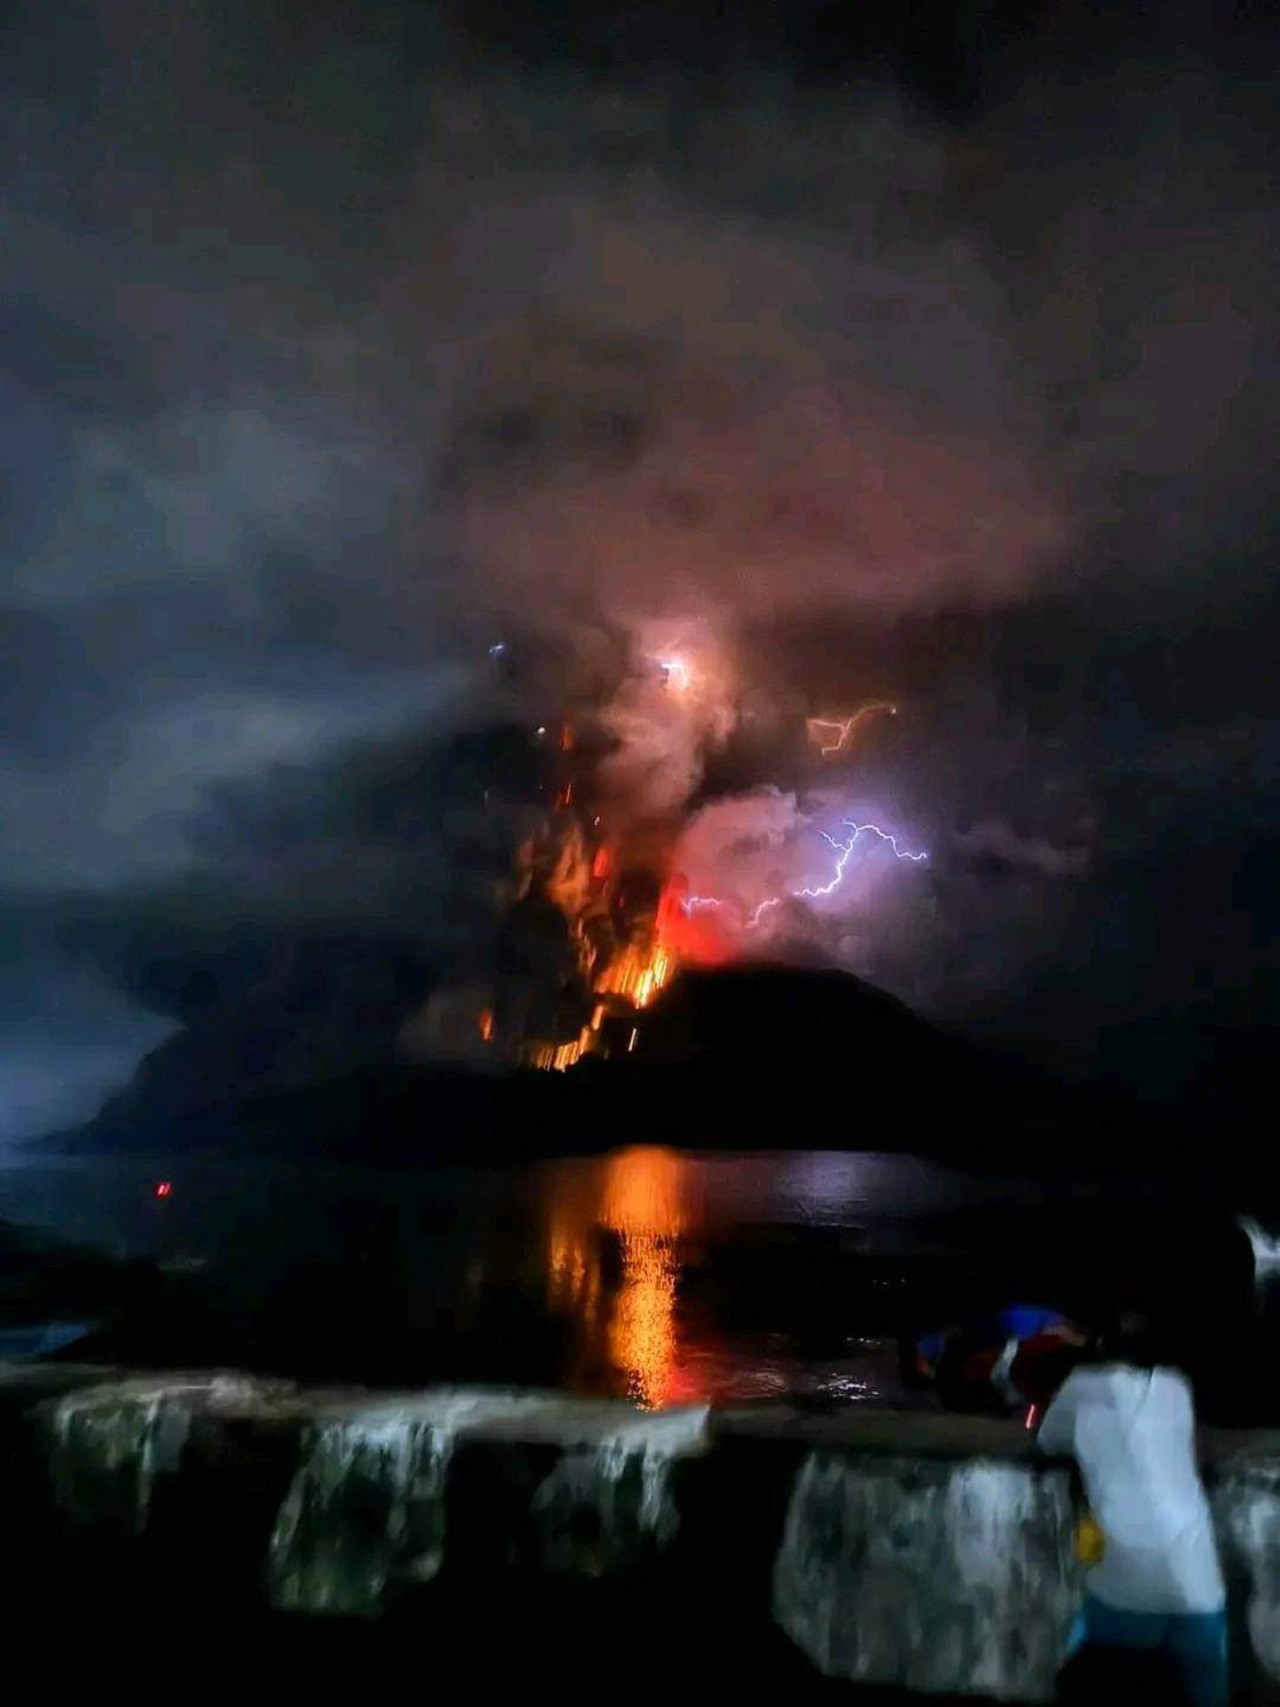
xmin=548 ymin=1210 xmax=601 ymax=1327
xmin=602 ymin=1147 xmax=687 ymax=1409
xmin=545 ymin=1146 xmax=698 ymax=1409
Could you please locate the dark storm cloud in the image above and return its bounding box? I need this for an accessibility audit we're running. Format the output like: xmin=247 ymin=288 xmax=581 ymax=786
xmin=2 ymin=0 xmax=1278 ymax=1132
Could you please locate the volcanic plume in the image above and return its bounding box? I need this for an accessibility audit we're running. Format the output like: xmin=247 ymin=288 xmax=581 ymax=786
xmin=413 ymin=617 xmax=938 ymax=1071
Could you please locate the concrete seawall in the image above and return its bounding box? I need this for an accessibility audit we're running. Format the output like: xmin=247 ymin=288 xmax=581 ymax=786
xmin=4 ymin=1365 xmax=1278 ymax=1701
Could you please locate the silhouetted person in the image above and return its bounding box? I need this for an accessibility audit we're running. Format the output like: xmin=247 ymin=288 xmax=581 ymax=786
xmin=1038 ymin=1312 xmax=1227 ymax=1707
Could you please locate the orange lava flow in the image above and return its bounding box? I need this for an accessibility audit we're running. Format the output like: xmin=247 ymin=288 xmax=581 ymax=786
xmin=528 ymin=843 xmax=685 ymax=1070
xmin=594 ymin=937 xmax=676 ymax=1010
xmin=525 ymin=1028 xmax=593 ymax=1072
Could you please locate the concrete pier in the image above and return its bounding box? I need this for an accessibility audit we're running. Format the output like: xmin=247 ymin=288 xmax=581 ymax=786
xmin=4 ymin=1365 xmax=1277 ymax=1701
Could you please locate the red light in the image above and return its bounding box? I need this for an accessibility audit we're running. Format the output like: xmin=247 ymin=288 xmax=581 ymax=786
xmin=1024 ymin=1404 xmax=1039 ymax=1431
xmin=154 ymin=1181 xmax=172 ymax=1199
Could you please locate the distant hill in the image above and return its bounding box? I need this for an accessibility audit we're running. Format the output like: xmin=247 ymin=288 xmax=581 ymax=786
xmin=44 ymin=961 xmax=1145 ymax=1166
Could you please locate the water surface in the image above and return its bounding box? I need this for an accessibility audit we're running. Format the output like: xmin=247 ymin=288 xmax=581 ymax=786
xmin=0 ymin=1147 xmax=1259 ymax=1412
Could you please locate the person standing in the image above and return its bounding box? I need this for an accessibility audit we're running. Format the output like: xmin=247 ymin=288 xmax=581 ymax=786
xmin=1037 ymin=1316 xmax=1228 ymax=1707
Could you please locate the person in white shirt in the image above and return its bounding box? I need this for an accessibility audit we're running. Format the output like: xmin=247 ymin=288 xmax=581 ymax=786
xmin=1037 ymin=1315 xmax=1227 ymax=1707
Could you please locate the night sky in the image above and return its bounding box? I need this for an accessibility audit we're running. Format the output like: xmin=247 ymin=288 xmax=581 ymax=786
xmin=2 ymin=0 xmax=1279 ymax=1140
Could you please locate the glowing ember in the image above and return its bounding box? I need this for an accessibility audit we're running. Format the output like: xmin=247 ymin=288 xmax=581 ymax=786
xmin=596 ymin=938 xmax=676 ymax=1009
xmin=526 ymin=872 xmax=683 ymax=1070
xmin=477 ymin=1007 xmax=495 ymax=1042
xmin=525 ymin=1027 xmax=594 ymax=1072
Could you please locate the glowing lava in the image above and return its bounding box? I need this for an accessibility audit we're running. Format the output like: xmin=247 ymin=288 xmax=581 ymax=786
xmin=523 ymin=632 xmax=923 ymax=1071
xmin=596 ymin=937 xmax=677 ymax=1010
xmin=525 ymin=844 xmax=683 ymax=1069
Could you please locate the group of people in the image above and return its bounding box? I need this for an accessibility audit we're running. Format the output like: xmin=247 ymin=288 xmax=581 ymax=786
xmin=913 ymin=1305 xmax=1228 ymax=1707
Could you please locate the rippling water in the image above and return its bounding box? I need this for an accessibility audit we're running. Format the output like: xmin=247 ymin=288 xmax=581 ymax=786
xmin=0 ymin=1147 xmax=1262 ymax=1411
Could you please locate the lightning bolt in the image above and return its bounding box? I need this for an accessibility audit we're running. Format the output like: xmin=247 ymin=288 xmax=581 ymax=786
xmin=685 ymin=819 xmax=927 ymax=929
xmin=806 ymin=702 xmax=897 ymax=757
xmin=747 ymin=896 xmax=783 ymax=929
xmin=795 ymin=822 xmax=927 ymax=899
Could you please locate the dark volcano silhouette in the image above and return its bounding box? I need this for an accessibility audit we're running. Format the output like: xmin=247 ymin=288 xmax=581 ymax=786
xmin=43 ymin=959 xmax=1141 ymax=1166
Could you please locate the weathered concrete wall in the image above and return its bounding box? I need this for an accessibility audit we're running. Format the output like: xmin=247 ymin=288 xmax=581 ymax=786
xmin=4 ymin=1365 xmax=1278 ymax=1702
xmin=773 ymin=1453 xmax=1078 ymax=1702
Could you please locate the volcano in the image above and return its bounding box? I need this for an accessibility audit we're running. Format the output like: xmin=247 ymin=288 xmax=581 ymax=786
xmin=43 ymin=959 xmax=1126 ymax=1165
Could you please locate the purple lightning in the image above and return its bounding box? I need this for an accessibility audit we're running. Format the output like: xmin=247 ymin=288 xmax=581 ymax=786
xmin=794 ymin=821 xmax=927 ymax=900
xmin=683 ymin=819 xmax=927 ymax=932
xmin=747 ymin=896 xmax=784 ymax=929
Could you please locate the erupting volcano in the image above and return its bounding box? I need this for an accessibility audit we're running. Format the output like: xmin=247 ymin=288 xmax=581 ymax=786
xmin=466 ymin=630 xmax=931 ymax=1073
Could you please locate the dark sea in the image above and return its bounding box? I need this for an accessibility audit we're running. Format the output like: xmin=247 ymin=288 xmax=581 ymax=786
xmin=3 ymin=1146 xmax=1273 ymax=1419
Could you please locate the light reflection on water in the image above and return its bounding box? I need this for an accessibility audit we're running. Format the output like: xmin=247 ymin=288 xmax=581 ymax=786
xmin=548 ymin=1147 xmax=687 ymax=1408
xmin=542 ymin=1147 xmax=907 ymax=1409
xmin=600 ymin=1148 xmax=688 ymax=1409
xmin=0 ymin=1147 xmax=1175 ymax=1406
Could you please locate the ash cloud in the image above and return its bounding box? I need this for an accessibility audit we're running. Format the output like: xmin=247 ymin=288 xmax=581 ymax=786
xmin=2 ymin=1 xmax=1279 ymax=1131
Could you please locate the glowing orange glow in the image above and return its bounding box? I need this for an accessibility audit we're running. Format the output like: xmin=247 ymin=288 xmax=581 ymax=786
xmin=528 ymin=855 xmax=681 ymax=1074
xmin=806 ymin=701 xmax=897 ymax=757
xmin=554 ymin=783 xmax=574 ymax=810
xmin=477 ymin=1007 xmax=495 ymax=1042
xmin=560 ymin=723 xmax=574 ymax=752
xmin=601 ymin=1148 xmax=688 ymax=1409
xmin=548 ymin=1209 xmax=601 ymax=1325
xmin=524 ymin=932 xmax=674 ymax=1070
xmin=525 ymin=1026 xmax=593 ymax=1072
xmin=595 ymin=938 xmax=676 ymax=1009
xmin=543 ymin=1149 xmax=707 ymax=1409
